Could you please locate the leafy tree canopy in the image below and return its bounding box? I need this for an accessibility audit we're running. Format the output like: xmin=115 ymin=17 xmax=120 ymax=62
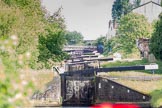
xmin=94 ymin=36 xmax=106 ymax=46
xmin=0 ymin=1 xmax=68 ymax=106
xmin=46 ymin=7 xmax=66 ymax=30
xmin=0 ymin=0 xmax=46 ymax=68
xmin=38 ymin=30 xmax=68 ymax=68
xmin=112 ymin=0 xmax=132 ymax=20
xmin=64 ymin=31 xmax=84 ymax=45
xmin=117 ymin=12 xmax=152 ymax=53
xmin=0 ymin=0 xmax=47 ymax=107
xmin=133 ymin=0 xmax=141 ymax=8
xmin=104 ymin=37 xmax=118 ymax=54
xmin=112 ymin=0 xmax=142 ymax=21
xmin=150 ymin=13 xmax=162 ymax=60
xmin=37 ymin=7 xmax=68 ymax=68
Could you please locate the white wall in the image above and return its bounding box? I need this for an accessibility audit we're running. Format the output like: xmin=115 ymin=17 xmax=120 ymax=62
xmin=132 ymin=2 xmax=162 ymax=22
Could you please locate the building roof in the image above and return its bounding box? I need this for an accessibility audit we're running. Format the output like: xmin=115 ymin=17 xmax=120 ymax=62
xmin=132 ymin=0 xmax=162 ymax=10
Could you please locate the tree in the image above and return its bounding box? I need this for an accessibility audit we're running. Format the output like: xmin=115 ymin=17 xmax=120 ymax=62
xmin=94 ymin=36 xmax=107 ymax=54
xmin=38 ymin=30 xmax=68 ymax=68
xmin=64 ymin=31 xmax=84 ymax=45
xmin=133 ymin=0 xmax=141 ymax=8
xmin=0 ymin=0 xmax=46 ymax=107
xmin=0 ymin=0 xmax=46 ymax=68
xmin=112 ymin=0 xmax=132 ymax=20
xmin=94 ymin=36 xmax=106 ymax=46
xmin=150 ymin=13 xmax=162 ymax=60
xmin=104 ymin=37 xmax=118 ymax=54
xmin=47 ymin=7 xmax=66 ymax=30
xmin=38 ymin=8 xmax=68 ymax=68
xmin=117 ymin=12 xmax=152 ymax=53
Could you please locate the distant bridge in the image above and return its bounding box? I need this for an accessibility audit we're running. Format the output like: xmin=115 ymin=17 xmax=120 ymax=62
xmin=63 ymin=45 xmax=97 ymax=51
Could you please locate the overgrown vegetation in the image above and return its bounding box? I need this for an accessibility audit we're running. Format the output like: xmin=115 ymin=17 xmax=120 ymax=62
xmin=151 ymin=89 xmax=162 ymax=107
xmin=1 ymin=0 xmax=46 ymax=68
xmin=0 ymin=35 xmax=35 ymax=107
xmin=38 ymin=30 xmax=68 ymax=68
xmin=150 ymin=13 xmax=162 ymax=60
xmin=0 ymin=0 xmax=68 ymax=107
xmin=64 ymin=31 xmax=84 ymax=45
xmin=97 ymin=13 xmax=152 ymax=57
xmin=148 ymin=11 xmax=162 ymax=108
xmin=116 ymin=13 xmax=152 ymax=53
xmin=37 ymin=7 xmax=68 ymax=69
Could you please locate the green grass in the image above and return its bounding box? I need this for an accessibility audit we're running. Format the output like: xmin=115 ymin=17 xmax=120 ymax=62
xmin=102 ymin=59 xmax=148 ymax=67
xmin=151 ymin=89 xmax=162 ymax=107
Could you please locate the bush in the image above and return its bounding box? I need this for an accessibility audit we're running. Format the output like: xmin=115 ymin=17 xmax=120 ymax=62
xmin=150 ymin=13 xmax=162 ymax=60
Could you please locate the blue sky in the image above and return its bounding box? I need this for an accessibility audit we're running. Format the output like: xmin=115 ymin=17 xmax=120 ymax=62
xmin=41 ymin=0 xmax=115 ymax=40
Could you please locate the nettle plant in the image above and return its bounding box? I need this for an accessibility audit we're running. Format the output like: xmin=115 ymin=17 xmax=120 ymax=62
xmin=0 ymin=35 xmax=33 ymax=108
